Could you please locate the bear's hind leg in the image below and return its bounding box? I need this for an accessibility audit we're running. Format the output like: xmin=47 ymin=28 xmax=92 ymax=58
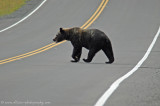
xmin=102 ymin=47 xmax=114 ymax=64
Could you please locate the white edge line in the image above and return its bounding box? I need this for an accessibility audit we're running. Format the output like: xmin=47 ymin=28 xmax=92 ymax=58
xmin=94 ymin=26 xmax=160 ymax=106
xmin=0 ymin=0 xmax=47 ymax=33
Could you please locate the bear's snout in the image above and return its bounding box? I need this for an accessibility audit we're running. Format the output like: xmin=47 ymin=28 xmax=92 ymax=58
xmin=53 ymin=38 xmax=55 ymax=42
xmin=53 ymin=38 xmax=57 ymax=42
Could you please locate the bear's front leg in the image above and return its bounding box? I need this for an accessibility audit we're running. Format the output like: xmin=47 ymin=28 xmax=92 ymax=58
xmin=71 ymin=47 xmax=82 ymax=62
xmin=71 ymin=56 xmax=79 ymax=62
xmin=83 ymin=49 xmax=99 ymax=63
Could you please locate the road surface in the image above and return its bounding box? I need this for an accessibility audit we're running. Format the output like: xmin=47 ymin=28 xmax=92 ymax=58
xmin=0 ymin=0 xmax=160 ymax=106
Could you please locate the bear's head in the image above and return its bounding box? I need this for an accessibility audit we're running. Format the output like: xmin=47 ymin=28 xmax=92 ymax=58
xmin=53 ymin=28 xmax=67 ymax=43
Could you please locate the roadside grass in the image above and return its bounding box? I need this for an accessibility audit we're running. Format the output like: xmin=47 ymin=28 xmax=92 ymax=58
xmin=0 ymin=0 xmax=29 ymax=16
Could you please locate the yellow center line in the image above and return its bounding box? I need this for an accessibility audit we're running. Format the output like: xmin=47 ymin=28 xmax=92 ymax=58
xmin=0 ymin=0 xmax=109 ymax=65
xmin=0 ymin=42 xmax=56 ymax=63
xmin=0 ymin=41 xmax=65 ymax=64
xmin=80 ymin=0 xmax=105 ymax=29
xmin=83 ymin=0 xmax=109 ymax=29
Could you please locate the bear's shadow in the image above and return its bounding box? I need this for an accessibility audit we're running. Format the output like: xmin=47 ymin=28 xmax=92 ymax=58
xmin=77 ymin=61 xmax=108 ymax=65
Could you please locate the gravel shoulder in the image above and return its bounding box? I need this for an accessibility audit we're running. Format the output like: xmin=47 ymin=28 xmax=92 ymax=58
xmin=0 ymin=0 xmax=43 ymax=31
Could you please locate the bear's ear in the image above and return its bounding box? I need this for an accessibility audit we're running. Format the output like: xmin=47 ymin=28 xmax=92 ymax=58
xmin=60 ymin=28 xmax=65 ymax=34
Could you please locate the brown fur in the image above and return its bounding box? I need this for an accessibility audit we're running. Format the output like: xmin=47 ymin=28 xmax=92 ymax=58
xmin=53 ymin=27 xmax=114 ymax=63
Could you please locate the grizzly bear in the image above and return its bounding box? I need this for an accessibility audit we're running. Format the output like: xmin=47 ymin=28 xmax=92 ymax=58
xmin=53 ymin=27 xmax=114 ymax=64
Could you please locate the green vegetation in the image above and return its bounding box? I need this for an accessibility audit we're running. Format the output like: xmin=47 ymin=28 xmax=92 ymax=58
xmin=0 ymin=0 xmax=29 ymax=16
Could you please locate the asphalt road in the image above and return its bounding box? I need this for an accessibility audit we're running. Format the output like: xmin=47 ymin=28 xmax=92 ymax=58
xmin=0 ymin=0 xmax=160 ymax=106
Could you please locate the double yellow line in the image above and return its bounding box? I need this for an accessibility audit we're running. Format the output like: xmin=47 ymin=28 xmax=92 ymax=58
xmin=0 ymin=0 xmax=109 ymax=65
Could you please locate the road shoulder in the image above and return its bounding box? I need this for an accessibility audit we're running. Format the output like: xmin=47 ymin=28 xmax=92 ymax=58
xmin=0 ymin=0 xmax=43 ymax=31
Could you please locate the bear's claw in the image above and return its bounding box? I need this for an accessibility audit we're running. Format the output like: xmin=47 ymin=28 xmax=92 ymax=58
xmin=105 ymin=60 xmax=114 ymax=64
xmin=71 ymin=60 xmax=78 ymax=62
xmin=83 ymin=59 xmax=91 ymax=63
